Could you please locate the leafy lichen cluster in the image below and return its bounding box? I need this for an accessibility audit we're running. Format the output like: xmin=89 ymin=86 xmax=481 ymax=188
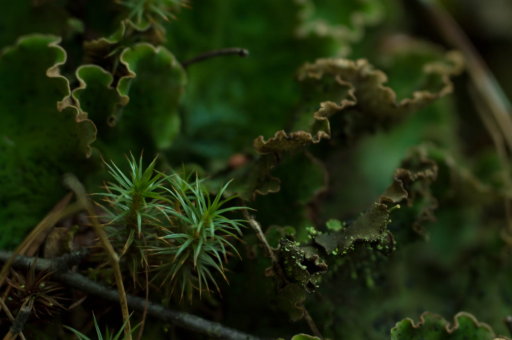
xmin=2 ymin=0 xmax=512 ymax=339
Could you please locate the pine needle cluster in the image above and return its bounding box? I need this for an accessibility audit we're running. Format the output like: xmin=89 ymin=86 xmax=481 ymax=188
xmin=6 ymin=262 xmax=66 ymax=318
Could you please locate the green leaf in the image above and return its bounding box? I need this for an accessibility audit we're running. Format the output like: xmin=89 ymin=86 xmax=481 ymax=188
xmin=391 ymin=312 xmax=499 ymax=340
xmin=118 ymin=43 xmax=186 ymax=150
xmin=238 ymin=48 xmax=462 ymax=202
xmin=255 ymin=52 xmax=463 ymax=156
xmin=72 ymin=43 xmax=186 ymax=170
xmin=72 ymin=65 xmax=128 ymax=140
xmin=0 ymin=35 xmax=97 ymax=249
xmin=163 ymin=0 xmax=336 ymax=161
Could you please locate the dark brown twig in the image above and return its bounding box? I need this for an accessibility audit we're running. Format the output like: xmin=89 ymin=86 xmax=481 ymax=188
xmin=182 ymin=48 xmax=249 ymax=68
xmin=0 ymin=251 xmax=268 ymax=340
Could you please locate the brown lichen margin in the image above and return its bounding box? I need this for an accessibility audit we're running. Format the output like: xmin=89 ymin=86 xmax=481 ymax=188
xmin=391 ymin=311 xmax=504 ymax=338
xmin=71 ymin=65 xmax=129 ymax=125
xmin=27 ymin=34 xmax=99 ymax=158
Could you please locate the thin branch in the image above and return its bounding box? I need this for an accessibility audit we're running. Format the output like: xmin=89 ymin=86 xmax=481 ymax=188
xmin=0 ymin=251 xmax=268 ymax=340
xmin=182 ymin=48 xmax=249 ymax=68
xmin=63 ymin=174 xmax=133 ymax=340
xmin=241 ymin=205 xmax=324 ymax=340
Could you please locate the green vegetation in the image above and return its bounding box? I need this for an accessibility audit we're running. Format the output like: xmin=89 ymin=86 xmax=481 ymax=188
xmin=1 ymin=0 xmax=512 ymax=339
